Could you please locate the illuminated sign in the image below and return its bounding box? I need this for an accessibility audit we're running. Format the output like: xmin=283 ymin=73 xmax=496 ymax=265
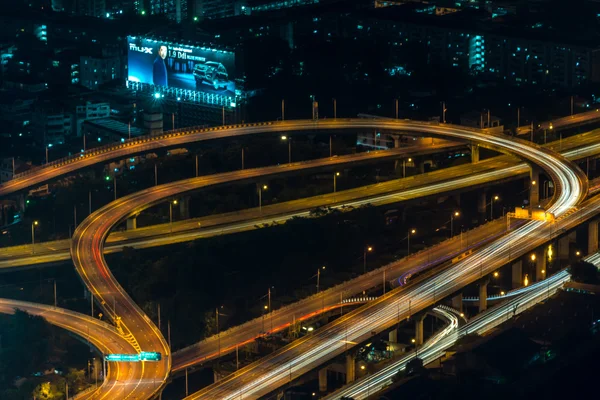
xmin=127 ymin=36 xmax=236 ymax=96
xmin=105 ymin=352 xmax=162 ymax=362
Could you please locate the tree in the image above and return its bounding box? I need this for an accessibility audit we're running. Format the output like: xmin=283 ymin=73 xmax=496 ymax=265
xmin=569 ymin=261 xmax=599 ymax=284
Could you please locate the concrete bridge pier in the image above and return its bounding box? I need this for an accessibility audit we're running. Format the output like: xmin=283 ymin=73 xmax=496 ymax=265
xmin=471 ymin=143 xmax=480 ymax=164
xmin=512 ymin=260 xmax=522 ymax=289
xmin=179 ymin=196 xmax=191 ymax=219
xmin=529 ymin=167 xmax=540 ymax=208
xmin=479 ymin=277 xmax=490 ymax=313
xmin=535 ymin=251 xmax=547 ymax=281
xmin=415 ymin=314 xmax=426 ymax=345
xmin=589 ymin=220 xmax=599 ymax=254
xmin=478 ymin=191 xmax=487 ymax=214
xmin=558 ymin=236 xmax=570 ymax=262
xmin=451 ymin=293 xmax=463 ymax=312
xmin=126 ymin=214 xmax=138 ymax=230
xmin=346 ymin=353 xmax=356 ymax=384
xmin=388 ymin=328 xmax=398 ymax=343
xmin=319 ymin=368 xmax=328 ymax=392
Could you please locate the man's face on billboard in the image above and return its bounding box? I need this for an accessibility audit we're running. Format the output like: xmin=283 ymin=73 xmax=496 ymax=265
xmin=159 ymin=46 xmax=167 ymax=59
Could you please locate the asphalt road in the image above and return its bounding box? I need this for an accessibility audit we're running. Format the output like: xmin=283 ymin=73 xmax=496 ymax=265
xmin=183 ymin=120 xmax=586 ymax=399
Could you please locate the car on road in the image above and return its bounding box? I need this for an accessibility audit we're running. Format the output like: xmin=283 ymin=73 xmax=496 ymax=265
xmin=193 ymin=62 xmax=229 ymax=90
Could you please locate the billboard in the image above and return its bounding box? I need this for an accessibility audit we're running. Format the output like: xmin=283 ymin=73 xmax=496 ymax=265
xmin=127 ymin=37 xmax=236 ymax=97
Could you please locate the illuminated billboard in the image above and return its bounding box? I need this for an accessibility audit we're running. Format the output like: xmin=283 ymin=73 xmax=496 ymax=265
xmin=127 ymin=37 xmax=236 ymax=97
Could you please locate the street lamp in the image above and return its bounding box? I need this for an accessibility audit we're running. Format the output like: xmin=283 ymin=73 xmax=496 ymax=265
xmin=169 ymin=200 xmax=178 ymax=233
xmin=364 ymin=246 xmax=373 ymax=274
xmin=402 ymin=158 xmax=412 ymax=178
xmin=490 ymin=195 xmax=499 ymax=220
xmin=258 ymin=184 xmax=268 ymax=212
xmin=576 ymin=250 xmax=581 ymax=256
xmin=493 ymin=271 xmax=499 ymax=278
xmin=406 ymin=229 xmax=416 ymax=256
xmin=530 ymin=253 xmax=536 ymax=262
xmin=450 ymin=211 xmax=460 ymax=237
xmin=281 ymin=135 xmax=291 ymax=164
xmin=316 ymin=266 xmax=326 ymax=293
xmin=334 ymin=172 xmax=340 ymax=193
xmin=31 ymin=221 xmax=38 ymax=254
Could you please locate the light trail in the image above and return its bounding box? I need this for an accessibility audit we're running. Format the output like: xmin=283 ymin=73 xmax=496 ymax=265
xmin=184 ymin=120 xmax=586 ymax=399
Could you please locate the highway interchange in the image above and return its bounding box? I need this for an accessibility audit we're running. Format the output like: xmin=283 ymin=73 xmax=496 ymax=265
xmin=0 ymin=119 xmax=596 ymax=399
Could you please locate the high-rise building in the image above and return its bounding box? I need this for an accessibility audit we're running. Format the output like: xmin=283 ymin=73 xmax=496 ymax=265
xmin=136 ymin=0 xmax=188 ymax=22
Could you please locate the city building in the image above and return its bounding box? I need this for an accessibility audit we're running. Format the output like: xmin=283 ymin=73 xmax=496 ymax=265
xmin=79 ymin=53 xmax=123 ymax=90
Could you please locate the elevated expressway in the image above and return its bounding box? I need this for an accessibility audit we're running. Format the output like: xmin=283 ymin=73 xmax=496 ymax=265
xmin=0 ymin=298 xmax=144 ymax=400
xmin=2 ymin=129 xmax=600 ymax=271
xmin=182 ymin=120 xmax=587 ymax=399
xmin=0 ymin=119 xmax=590 ymax=399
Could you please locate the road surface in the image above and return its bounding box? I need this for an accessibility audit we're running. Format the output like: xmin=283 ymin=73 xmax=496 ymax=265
xmin=183 ymin=119 xmax=586 ymax=399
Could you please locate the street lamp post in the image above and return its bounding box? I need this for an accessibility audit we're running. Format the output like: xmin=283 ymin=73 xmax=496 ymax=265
xmin=316 ymin=266 xmax=325 ymax=293
xmin=407 ymin=229 xmax=416 ymax=255
xmin=403 ymin=158 xmax=412 ymax=178
xmin=450 ymin=211 xmax=460 ymax=237
xmin=31 ymin=221 xmax=38 ymax=254
xmin=169 ymin=200 xmax=178 ymax=233
xmin=258 ymin=184 xmax=267 ymax=212
xmin=281 ymin=135 xmax=291 ymax=164
xmin=490 ymin=195 xmax=499 ymax=220
xmin=334 ymin=172 xmax=340 ymax=193
xmin=363 ymin=246 xmax=373 ymax=274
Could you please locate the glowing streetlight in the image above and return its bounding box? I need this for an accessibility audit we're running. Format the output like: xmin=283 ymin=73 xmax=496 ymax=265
xmin=547 ymin=244 xmax=553 ymax=261
xmin=363 ymin=246 xmax=373 ymax=274
xmin=169 ymin=200 xmax=178 ymax=233
xmin=490 ymin=195 xmax=500 ymax=220
xmin=576 ymin=250 xmax=581 ymax=256
xmin=530 ymin=253 xmax=536 ymax=262
xmin=493 ymin=271 xmax=499 ymax=278
xmin=500 ymin=291 xmax=505 ymax=296
xmin=31 ymin=221 xmax=39 ymax=254
xmin=407 ymin=229 xmax=416 ymax=255
xmin=524 ymin=274 xmax=529 ymax=287
xmin=450 ymin=211 xmax=460 ymax=237
xmin=258 ymin=184 xmax=268 ymax=212
xmin=281 ymin=135 xmax=291 ymax=163
xmin=334 ymin=171 xmax=341 ymax=193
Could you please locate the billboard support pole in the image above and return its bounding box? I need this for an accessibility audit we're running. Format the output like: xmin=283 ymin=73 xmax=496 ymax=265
xmin=282 ymin=99 xmax=285 ymax=121
xmin=333 ymin=98 xmax=337 ymax=119
xmin=222 ymin=106 xmax=225 ymax=126
xmin=172 ymin=113 xmax=175 ymax=131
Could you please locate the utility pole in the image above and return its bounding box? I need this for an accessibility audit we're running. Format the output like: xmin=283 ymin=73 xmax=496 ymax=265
xmin=442 ymin=101 xmax=446 ymax=123
xmin=113 ymin=175 xmax=117 ymax=200
xmin=333 ymin=98 xmax=337 ymax=119
xmin=222 ymin=106 xmax=225 ymax=126
xmin=88 ymin=191 xmax=92 ymax=215
xmin=281 ymin=99 xmax=285 ymax=121
xmin=157 ymin=303 xmax=161 ymax=331
xmin=395 ymin=99 xmax=399 ymax=119
xmin=571 ymin=95 xmax=574 ymax=116
xmin=195 ymin=154 xmax=199 ymax=177
xmin=241 ymin=148 xmax=245 ymax=170
xmin=517 ymin=107 xmax=520 ymax=128
xmin=185 ymin=368 xmax=189 ymax=396
xmin=167 ymin=320 xmax=171 ymax=349
xmin=54 ymin=280 xmax=57 ymax=307
xmin=154 ymin=163 xmax=158 ymax=186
